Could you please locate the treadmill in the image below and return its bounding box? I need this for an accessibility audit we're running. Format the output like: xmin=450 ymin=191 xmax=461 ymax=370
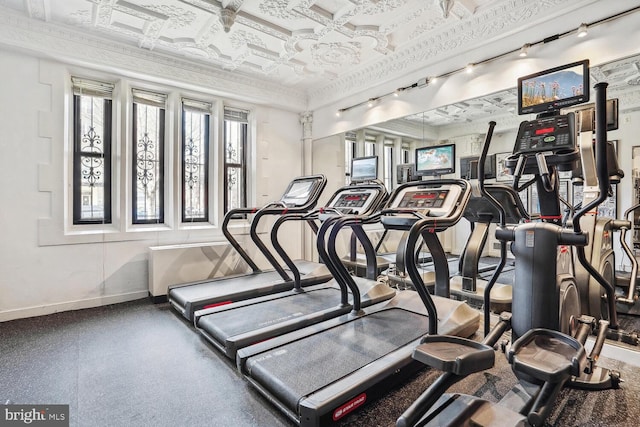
xmin=193 ymin=182 xmax=395 ymax=359
xmin=237 ymin=179 xmax=481 ymax=426
xmin=168 ymin=175 xmax=332 ymax=321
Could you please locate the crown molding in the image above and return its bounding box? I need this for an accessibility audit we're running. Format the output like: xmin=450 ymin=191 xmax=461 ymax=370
xmin=0 ymin=7 xmax=308 ymax=112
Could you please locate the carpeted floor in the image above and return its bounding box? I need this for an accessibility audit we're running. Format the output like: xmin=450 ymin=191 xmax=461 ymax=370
xmin=2 ymin=298 xmax=639 ymax=427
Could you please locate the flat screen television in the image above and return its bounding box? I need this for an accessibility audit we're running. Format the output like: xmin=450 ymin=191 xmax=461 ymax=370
xmin=351 ymin=156 xmax=378 ymax=182
xmin=460 ymin=154 xmax=495 ymax=180
xmin=415 ymin=144 xmax=456 ymax=176
xmin=518 ymin=59 xmax=589 ymax=115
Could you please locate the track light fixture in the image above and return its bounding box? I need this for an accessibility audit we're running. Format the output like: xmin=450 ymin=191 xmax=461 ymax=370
xmin=334 ymin=6 xmax=639 ymax=118
xmin=577 ymin=23 xmax=588 ymax=38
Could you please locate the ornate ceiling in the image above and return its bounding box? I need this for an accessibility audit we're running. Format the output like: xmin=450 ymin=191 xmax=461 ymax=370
xmin=0 ymin=0 xmax=495 ymax=90
xmin=0 ymin=0 xmax=639 ymax=117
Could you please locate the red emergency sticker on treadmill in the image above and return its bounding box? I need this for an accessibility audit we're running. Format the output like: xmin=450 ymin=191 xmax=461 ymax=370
xmin=332 ymin=393 xmax=367 ymax=421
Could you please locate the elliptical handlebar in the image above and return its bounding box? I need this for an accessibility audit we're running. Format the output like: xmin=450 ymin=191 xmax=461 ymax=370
xmin=535 ymin=152 xmax=555 ymax=193
xmin=570 ymin=82 xmax=619 ymax=329
xmin=572 ymin=83 xmax=611 ymax=226
xmin=618 ymin=203 xmax=640 ymax=305
xmin=476 ymin=121 xmax=511 ymax=335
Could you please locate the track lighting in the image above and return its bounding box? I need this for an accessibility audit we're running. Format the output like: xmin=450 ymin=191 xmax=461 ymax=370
xmin=334 ymin=6 xmax=637 ymax=119
xmin=577 ymin=23 xmax=588 ymax=38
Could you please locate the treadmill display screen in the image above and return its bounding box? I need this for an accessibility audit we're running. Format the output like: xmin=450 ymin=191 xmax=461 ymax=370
xmin=398 ymin=190 xmax=448 ymax=209
xmin=282 ymin=180 xmax=315 ymax=205
xmin=333 ymin=192 xmax=371 ymax=209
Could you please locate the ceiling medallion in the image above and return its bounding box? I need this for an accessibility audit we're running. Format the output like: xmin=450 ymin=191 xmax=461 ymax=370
xmin=311 ymin=42 xmax=361 ymax=68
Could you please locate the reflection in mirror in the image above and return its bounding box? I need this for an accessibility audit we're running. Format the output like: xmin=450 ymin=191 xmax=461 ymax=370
xmin=311 ymin=54 xmax=640 ymax=265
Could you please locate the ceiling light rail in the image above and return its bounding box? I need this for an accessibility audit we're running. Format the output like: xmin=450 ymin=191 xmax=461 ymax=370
xmin=335 ymin=5 xmax=640 ymax=118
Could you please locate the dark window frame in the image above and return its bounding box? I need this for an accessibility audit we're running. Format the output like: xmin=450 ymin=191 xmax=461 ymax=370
xmin=223 ymin=113 xmax=248 ymax=214
xmin=72 ymin=94 xmax=113 ymax=225
xmin=132 ymin=102 xmax=165 ymax=224
xmin=181 ymin=108 xmax=210 ymax=222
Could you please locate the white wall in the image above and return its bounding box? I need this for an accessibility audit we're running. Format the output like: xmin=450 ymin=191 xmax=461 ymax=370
xmin=0 ymin=48 xmax=305 ymax=321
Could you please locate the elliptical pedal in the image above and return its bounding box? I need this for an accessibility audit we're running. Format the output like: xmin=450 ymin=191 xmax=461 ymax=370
xmin=507 ymin=328 xmax=587 ymax=384
xmin=412 ymin=335 xmax=495 ymax=376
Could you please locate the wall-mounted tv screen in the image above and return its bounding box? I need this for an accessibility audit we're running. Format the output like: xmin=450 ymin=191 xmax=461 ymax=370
xmin=351 ymin=156 xmax=378 ymax=182
xmin=518 ymin=59 xmax=589 ymax=115
xmin=460 ymin=154 xmax=495 ymax=180
xmin=415 ymin=144 xmax=456 ymax=176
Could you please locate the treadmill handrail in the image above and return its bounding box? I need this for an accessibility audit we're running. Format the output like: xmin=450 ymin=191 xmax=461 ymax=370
xmin=268 ymin=182 xmax=389 ymax=289
xmin=403 ymin=179 xmax=472 ymax=335
xmin=220 ymin=175 xmax=327 ymax=274
xmin=316 ymin=215 xmax=352 ymax=305
xmin=325 ymin=213 xmax=384 ymax=313
xmin=245 ymin=176 xmax=328 ymax=282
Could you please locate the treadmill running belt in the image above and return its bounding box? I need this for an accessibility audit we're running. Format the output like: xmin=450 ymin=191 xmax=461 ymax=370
xmin=169 ymin=271 xmax=283 ymax=308
xmin=198 ymin=288 xmax=342 ymax=342
xmin=246 ymin=308 xmax=427 ymax=412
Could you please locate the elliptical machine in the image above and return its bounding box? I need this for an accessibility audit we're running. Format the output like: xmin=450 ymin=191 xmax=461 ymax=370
xmin=569 ymin=104 xmax=638 ymax=328
xmin=396 ymin=81 xmax=620 ymax=427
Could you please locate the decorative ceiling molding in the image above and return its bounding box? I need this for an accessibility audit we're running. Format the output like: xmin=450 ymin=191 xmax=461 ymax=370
xmin=0 ymin=0 xmax=501 ymax=104
xmin=307 ymin=0 xmax=579 ymax=108
xmin=0 ymin=0 xmax=637 ymax=116
xmin=0 ymin=7 xmax=307 ymax=111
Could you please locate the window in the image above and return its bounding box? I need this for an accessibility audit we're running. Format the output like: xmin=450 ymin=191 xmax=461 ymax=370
xmin=182 ymin=99 xmax=211 ymax=222
xmin=402 ymin=147 xmax=410 ymax=164
xmin=224 ymin=108 xmax=248 ymax=213
xmin=132 ymin=89 xmax=166 ymax=224
xmin=364 ymin=140 xmax=376 ymax=157
xmin=72 ymin=77 xmax=114 ymax=225
xmin=383 ymin=144 xmax=393 ymax=190
xmin=345 ymin=131 xmax=356 ymax=184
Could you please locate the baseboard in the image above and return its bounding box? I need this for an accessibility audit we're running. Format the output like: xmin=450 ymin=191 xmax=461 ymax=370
xmin=0 ymin=290 xmax=149 ymax=322
xmin=149 ymin=293 xmax=168 ymax=304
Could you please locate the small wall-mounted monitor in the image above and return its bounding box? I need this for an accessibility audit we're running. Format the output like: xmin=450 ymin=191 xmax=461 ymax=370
xmin=518 ymin=59 xmax=590 ymax=116
xmin=415 ymin=144 xmax=456 ymax=176
xmin=396 ymin=163 xmax=420 ymax=184
xmin=351 ymin=156 xmax=378 ymax=182
xmin=459 ymin=154 xmax=496 ymax=180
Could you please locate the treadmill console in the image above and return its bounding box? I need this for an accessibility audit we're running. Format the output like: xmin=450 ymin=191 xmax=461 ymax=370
xmin=281 ymin=179 xmax=317 ymax=207
xmin=390 ymin=185 xmax=462 ymax=217
xmin=398 ymin=190 xmax=448 ymax=209
xmin=328 ymin=188 xmax=378 ymax=214
xmin=514 ymin=114 xmax=575 ymax=155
